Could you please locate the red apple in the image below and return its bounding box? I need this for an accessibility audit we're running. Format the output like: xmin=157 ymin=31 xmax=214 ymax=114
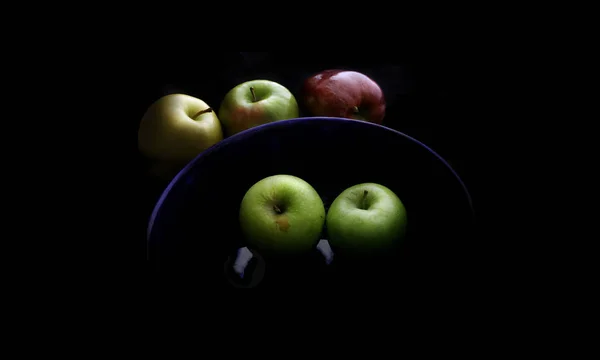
xmin=302 ymin=70 xmax=386 ymax=124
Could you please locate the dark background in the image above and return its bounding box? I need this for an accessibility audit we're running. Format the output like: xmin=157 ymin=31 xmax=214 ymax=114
xmin=130 ymin=51 xmax=489 ymax=284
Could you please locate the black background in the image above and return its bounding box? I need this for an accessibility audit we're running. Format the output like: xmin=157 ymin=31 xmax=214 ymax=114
xmin=127 ymin=51 xmax=495 ymax=290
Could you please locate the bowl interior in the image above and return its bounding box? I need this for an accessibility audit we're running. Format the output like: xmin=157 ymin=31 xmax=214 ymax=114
xmin=147 ymin=117 xmax=474 ymax=290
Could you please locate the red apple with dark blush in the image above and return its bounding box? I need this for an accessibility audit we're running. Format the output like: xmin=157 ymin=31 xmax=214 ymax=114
xmin=302 ymin=70 xmax=386 ymax=124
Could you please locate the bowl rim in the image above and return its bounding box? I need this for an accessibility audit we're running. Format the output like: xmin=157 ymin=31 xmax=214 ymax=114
xmin=146 ymin=117 xmax=475 ymax=245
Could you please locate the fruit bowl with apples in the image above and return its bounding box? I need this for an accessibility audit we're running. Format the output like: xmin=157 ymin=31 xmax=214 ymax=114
xmin=147 ymin=117 xmax=474 ymax=291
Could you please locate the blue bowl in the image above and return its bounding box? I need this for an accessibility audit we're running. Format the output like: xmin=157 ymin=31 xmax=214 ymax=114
xmin=147 ymin=117 xmax=474 ymax=290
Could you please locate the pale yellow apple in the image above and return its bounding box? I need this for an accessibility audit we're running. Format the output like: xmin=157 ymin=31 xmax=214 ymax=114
xmin=138 ymin=94 xmax=224 ymax=164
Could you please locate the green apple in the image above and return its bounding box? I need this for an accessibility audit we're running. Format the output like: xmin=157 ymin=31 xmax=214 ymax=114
xmin=326 ymin=183 xmax=407 ymax=254
xmin=138 ymin=94 xmax=224 ymax=167
xmin=218 ymin=80 xmax=299 ymax=136
xmin=239 ymin=175 xmax=326 ymax=255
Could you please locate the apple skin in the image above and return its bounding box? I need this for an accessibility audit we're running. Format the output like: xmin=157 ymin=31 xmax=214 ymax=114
xmin=239 ymin=175 xmax=326 ymax=256
xmin=302 ymin=69 xmax=386 ymax=124
xmin=138 ymin=94 xmax=223 ymax=165
xmin=218 ymin=80 xmax=299 ymax=136
xmin=326 ymin=183 xmax=407 ymax=254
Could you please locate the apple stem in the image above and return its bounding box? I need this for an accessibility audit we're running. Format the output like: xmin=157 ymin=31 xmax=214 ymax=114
xmin=192 ymin=107 xmax=213 ymax=119
xmin=353 ymin=106 xmax=360 ymax=113
xmin=360 ymin=190 xmax=369 ymax=210
xmin=273 ymin=205 xmax=282 ymax=214
xmin=250 ymin=87 xmax=257 ymax=102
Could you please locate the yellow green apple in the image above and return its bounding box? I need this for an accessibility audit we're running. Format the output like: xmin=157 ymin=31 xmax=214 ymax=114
xmin=138 ymin=94 xmax=223 ymax=168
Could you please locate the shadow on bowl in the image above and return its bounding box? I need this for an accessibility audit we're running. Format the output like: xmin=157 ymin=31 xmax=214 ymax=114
xmin=147 ymin=117 xmax=475 ymax=292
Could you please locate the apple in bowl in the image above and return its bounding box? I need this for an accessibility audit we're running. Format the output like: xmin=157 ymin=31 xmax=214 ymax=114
xmin=326 ymin=182 xmax=407 ymax=255
xmin=302 ymin=70 xmax=386 ymax=124
xmin=239 ymin=174 xmax=326 ymax=256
